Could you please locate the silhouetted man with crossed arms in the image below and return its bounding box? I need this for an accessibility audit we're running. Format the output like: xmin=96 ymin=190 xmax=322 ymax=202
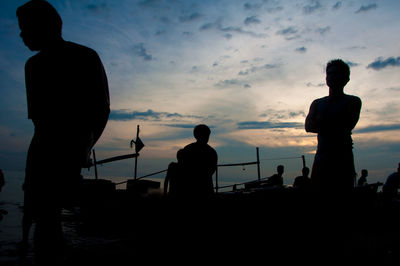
xmin=17 ymin=1 xmax=110 ymax=263
xmin=305 ymin=59 xmax=361 ymax=195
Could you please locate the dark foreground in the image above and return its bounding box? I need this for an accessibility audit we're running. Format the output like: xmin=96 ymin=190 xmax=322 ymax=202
xmin=5 ymin=184 xmax=400 ymax=265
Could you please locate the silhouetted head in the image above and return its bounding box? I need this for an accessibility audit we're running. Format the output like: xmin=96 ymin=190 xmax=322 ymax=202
xmin=326 ymin=59 xmax=350 ymax=92
xmin=361 ymin=169 xmax=368 ymax=177
xmin=193 ymin=124 xmax=211 ymax=144
xmin=17 ymin=0 xmax=63 ymax=51
xmin=302 ymin=167 xmax=310 ymax=177
xmin=277 ymin=165 xmax=284 ymax=175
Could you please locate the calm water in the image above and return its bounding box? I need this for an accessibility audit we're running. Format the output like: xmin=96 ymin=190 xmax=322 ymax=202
xmin=0 ymin=171 xmax=137 ymax=264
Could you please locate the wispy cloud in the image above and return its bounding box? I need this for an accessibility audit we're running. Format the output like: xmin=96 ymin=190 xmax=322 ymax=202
xmin=367 ymin=57 xmax=400 ymax=70
xmin=132 ymin=43 xmax=153 ymax=61
xmin=303 ymin=1 xmax=323 ymax=14
xmin=179 ymin=12 xmax=203 ymax=23
xmin=295 ymin=47 xmax=307 ymax=54
xmin=199 ymin=19 xmax=267 ymax=38
xmin=86 ymin=3 xmax=110 ymax=14
xmin=315 ymin=26 xmax=330 ymax=35
xmin=243 ymin=2 xmax=262 ymax=10
xmin=244 ymin=16 xmax=261 ymax=26
xmin=237 ymin=121 xmax=303 ymax=130
xmin=109 ymin=109 xmax=202 ymax=121
xmin=259 ymin=109 xmax=306 ymax=120
xmin=332 ymin=2 xmax=342 ymax=10
xmin=276 ymin=26 xmax=300 ymax=40
xmin=355 ymin=3 xmax=378 ymax=14
xmin=215 ymin=79 xmax=251 ymax=89
xmin=238 ymin=63 xmax=279 ymax=76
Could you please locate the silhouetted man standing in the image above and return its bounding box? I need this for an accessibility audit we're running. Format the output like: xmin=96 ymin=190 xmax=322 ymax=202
xmin=305 ymin=59 xmax=361 ymax=194
xmin=181 ymin=124 xmax=218 ymax=199
xmin=17 ymin=0 xmax=110 ymax=263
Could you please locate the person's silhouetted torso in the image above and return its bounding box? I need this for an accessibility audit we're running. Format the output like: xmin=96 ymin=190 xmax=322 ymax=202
xmin=17 ymin=1 xmax=110 ymax=263
xmin=179 ymin=125 xmax=218 ymax=199
xmin=305 ymin=59 xmax=361 ymax=194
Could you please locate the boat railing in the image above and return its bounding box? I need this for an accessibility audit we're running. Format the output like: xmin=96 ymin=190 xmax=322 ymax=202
xmin=91 ymin=147 xmax=306 ymax=194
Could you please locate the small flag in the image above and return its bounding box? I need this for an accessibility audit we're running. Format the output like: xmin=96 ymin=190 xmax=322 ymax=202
xmin=134 ymin=137 xmax=145 ymax=153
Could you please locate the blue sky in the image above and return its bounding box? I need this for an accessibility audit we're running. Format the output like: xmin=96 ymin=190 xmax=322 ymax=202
xmin=0 ymin=0 xmax=399 ymax=185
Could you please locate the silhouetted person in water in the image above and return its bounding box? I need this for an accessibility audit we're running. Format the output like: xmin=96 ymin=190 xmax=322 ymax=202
xmin=293 ymin=167 xmax=311 ymax=189
xmin=266 ymin=165 xmax=284 ymax=187
xmin=180 ymin=124 xmax=218 ymax=199
xmin=164 ymin=149 xmax=184 ymax=196
xmin=305 ymin=59 xmax=361 ymax=195
xmin=17 ymin=0 xmax=110 ymax=263
xmin=382 ymin=163 xmax=400 ymax=206
xmin=357 ymin=169 xmax=368 ymax=187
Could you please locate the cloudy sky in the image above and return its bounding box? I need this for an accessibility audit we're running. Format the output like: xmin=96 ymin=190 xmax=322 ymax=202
xmin=0 ymin=0 xmax=399 ymax=185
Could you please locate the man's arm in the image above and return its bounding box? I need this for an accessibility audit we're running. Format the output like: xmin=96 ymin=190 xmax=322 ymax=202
xmin=305 ymin=100 xmax=319 ymax=133
xmin=346 ymin=96 xmax=362 ymax=131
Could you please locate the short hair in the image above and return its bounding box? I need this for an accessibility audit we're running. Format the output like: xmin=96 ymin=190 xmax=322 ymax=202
xmin=326 ymin=59 xmax=350 ymax=78
xmin=361 ymin=169 xmax=368 ymax=175
xmin=17 ymin=0 xmax=62 ymax=37
xmin=193 ymin=124 xmax=211 ymax=140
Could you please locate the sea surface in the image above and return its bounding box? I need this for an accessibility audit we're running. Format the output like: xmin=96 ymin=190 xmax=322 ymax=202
xmin=0 ymin=170 xmax=137 ymax=265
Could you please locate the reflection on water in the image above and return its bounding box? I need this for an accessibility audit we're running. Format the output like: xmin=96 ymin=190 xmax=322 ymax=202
xmin=0 ymin=171 xmax=137 ymax=264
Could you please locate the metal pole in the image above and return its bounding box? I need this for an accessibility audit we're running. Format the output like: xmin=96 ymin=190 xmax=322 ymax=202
xmin=302 ymin=155 xmax=306 ymax=168
xmin=93 ymin=149 xmax=98 ymax=180
xmin=134 ymin=125 xmax=139 ymax=180
xmin=256 ymin=147 xmax=261 ymax=181
xmin=214 ymin=166 xmax=219 ymax=194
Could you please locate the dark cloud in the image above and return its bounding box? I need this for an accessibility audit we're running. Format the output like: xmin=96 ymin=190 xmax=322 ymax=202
xmin=179 ymin=12 xmax=203 ymax=23
xmin=133 ymin=43 xmax=153 ymax=61
xmin=367 ymin=57 xmax=400 ymax=70
xmin=237 ymin=121 xmax=303 ymax=130
xmin=109 ymin=109 xmax=202 ymax=121
xmin=238 ymin=63 xmax=278 ymax=76
xmin=295 ymin=47 xmax=307 ymax=53
xmin=259 ymin=109 xmax=306 ymax=120
xmin=332 ymin=1 xmax=342 ymax=10
xmin=243 ymin=2 xmax=262 ymax=10
xmin=216 ymin=79 xmax=241 ymax=87
xmin=303 ymin=1 xmax=323 ymax=14
xmin=354 ymin=124 xmax=400 ymax=134
xmin=165 ymin=124 xmax=197 ymax=129
xmin=355 ymin=3 xmax=377 ymax=14
xmin=199 ymin=19 xmax=267 ymax=38
xmin=306 ymin=82 xmax=325 ymax=87
xmin=244 ymin=16 xmax=261 ymax=26
xmin=276 ymin=26 xmax=298 ymax=35
xmin=276 ymin=26 xmax=300 ymax=40
xmin=346 ymin=61 xmax=359 ymax=67
xmin=315 ymin=26 xmax=330 ymax=35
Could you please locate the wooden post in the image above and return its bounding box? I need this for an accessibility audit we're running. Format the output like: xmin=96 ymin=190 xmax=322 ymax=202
xmin=134 ymin=125 xmax=139 ymax=180
xmin=215 ymin=166 xmax=219 ymax=194
xmin=93 ymin=149 xmax=98 ymax=180
xmin=256 ymin=147 xmax=261 ymax=182
xmin=302 ymin=155 xmax=306 ymax=168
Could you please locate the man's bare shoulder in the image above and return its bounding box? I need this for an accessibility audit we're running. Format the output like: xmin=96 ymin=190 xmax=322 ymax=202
xmin=344 ymin=94 xmax=362 ymax=106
